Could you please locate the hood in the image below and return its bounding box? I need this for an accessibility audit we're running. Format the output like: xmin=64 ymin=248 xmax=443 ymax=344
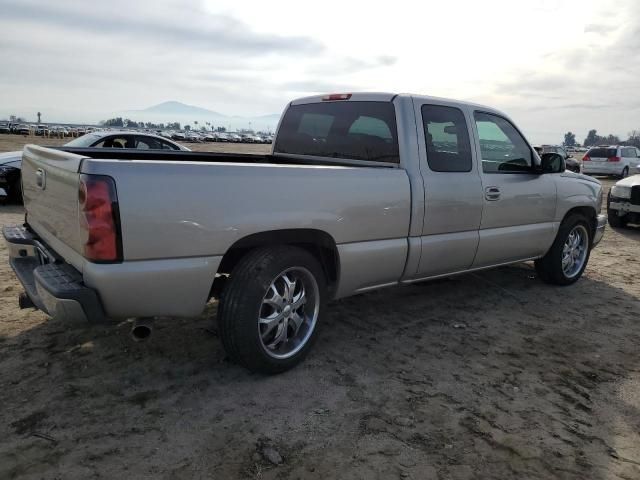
xmin=561 ymin=170 xmax=601 ymax=185
xmin=0 ymin=151 xmax=21 ymax=165
xmin=614 ymin=173 xmax=640 ymax=188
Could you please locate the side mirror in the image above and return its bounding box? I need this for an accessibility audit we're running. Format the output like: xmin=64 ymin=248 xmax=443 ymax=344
xmin=539 ymin=153 xmax=565 ymax=174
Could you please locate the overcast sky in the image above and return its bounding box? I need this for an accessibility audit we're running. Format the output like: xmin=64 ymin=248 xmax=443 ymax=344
xmin=1 ymin=0 xmax=638 ymax=143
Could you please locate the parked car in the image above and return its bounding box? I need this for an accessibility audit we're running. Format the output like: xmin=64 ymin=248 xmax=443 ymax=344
xmin=534 ymin=145 xmax=580 ymax=173
xmin=0 ymin=152 xmax=23 ymax=202
xmin=16 ymin=124 xmax=30 ymax=135
xmin=0 ymin=123 xmax=9 ymax=134
xmin=35 ymin=125 xmax=49 ymax=136
xmin=240 ymin=134 xmax=253 ymax=143
xmin=4 ymin=92 xmax=606 ymax=374
xmin=0 ymin=131 xmax=190 ymax=203
xmin=184 ymin=131 xmax=202 ymax=142
xmin=607 ymin=174 xmax=640 ymax=228
xmin=582 ymin=146 xmax=640 ymax=178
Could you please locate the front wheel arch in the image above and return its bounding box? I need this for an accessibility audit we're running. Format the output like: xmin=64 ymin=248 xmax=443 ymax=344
xmin=536 ymin=213 xmax=592 ymax=285
xmin=557 ymin=206 xmax=597 ymax=249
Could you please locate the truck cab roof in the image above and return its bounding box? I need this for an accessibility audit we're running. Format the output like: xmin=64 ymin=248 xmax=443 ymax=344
xmin=289 ymin=92 xmax=501 ymax=115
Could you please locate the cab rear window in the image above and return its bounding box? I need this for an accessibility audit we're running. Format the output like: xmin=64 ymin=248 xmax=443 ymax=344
xmin=275 ymin=101 xmax=399 ymax=163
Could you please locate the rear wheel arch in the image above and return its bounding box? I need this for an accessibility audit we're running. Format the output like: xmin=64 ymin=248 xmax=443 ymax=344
xmin=212 ymin=229 xmax=340 ymax=298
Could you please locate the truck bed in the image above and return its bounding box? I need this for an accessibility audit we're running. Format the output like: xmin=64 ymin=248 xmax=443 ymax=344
xmin=50 ymin=147 xmax=397 ymax=168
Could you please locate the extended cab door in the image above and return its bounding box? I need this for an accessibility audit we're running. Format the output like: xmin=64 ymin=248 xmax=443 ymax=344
xmin=471 ymin=111 xmax=557 ymax=267
xmin=412 ymin=100 xmax=483 ymax=278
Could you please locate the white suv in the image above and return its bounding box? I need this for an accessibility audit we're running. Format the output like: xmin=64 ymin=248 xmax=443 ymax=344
xmin=582 ymin=145 xmax=640 ymax=178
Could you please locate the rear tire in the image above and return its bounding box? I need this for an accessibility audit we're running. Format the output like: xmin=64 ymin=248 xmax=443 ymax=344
xmin=217 ymin=246 xmax=326 ymax=374
xmin=535 ymin=214 xmax=592 ymax=285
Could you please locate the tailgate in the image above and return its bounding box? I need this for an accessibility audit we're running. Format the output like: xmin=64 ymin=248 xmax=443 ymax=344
xmin=22 ymin=145 xmax=85 ymax=268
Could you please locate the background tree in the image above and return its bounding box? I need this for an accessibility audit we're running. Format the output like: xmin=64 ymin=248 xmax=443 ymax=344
xmin=627 ymin=130 xmax=640 ymax=148
xmin=584 ymin=129 xmax=599 ymax=147
xmin=563 ymin=131 xmax=576 ymax=147
xmin=101 ymin=117 xmax=124 ymax=127
xmin=604 ymin=134 xmax=620 ymax=145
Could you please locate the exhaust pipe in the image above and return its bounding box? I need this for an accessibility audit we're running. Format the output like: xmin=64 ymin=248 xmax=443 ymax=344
xmin=131 ymin=318 xmax=153 ymax=342
xmin=18 ymin=292 xmax=36 ymax=309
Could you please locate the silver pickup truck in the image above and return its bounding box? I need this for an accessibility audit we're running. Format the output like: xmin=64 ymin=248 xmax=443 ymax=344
xmin=4 ymin=93 xmax=606 ymax=373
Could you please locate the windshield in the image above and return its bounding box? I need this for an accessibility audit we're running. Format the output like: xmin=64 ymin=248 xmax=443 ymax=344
xmin=65 ymin=133 xmax=102 ymax=147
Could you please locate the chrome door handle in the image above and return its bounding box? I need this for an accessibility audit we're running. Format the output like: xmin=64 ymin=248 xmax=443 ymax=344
xmin=485 ymin=186 xmax=501 ymax=201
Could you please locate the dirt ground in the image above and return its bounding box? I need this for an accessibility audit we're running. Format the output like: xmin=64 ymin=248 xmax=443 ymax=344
xmin=1 ymin=136 xmax=639 ymax=480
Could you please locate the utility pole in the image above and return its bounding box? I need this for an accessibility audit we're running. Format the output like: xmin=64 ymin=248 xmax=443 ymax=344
xmin=37 ymin=112 xmax=41 ymax=123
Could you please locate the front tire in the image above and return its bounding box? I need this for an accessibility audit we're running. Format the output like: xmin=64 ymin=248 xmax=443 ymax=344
xmin=217 ymin=246 xmax=326 ymax=374
xmin=535 ymin=214 xmax=592 ymax=285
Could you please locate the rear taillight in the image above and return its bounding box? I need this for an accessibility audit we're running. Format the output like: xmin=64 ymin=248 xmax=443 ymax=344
xmin=78 ymin=174 xmax=122 ymax=262
xmin=322 ymin=93 xmax=352 ymax=101
xmin=607 ymin=156 xmax=620 ymax=162
xmin=582 ymin=155 xmax=590 ymax=162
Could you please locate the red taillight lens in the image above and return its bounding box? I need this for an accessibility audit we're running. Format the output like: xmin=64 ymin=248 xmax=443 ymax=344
xmin=607 ymin=156 xmax=620 ymax=162
xmin=322 ymin=93 xmax=352 ymax=101
xmin=79 ymin=174 xmax=122 ymax=262
xmin=582 ymin=155 xmax=590 ymax=162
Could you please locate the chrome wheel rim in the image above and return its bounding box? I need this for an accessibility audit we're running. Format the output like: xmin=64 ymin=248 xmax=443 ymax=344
xmin=258 ymin=267 xmax=319 ymax=359
xmin=562 ymin=225 xmax=589 ymax=278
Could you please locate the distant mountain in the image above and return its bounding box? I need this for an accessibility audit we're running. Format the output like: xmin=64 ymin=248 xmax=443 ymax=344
xmin=136 ymin=101 xmax=226 ymax=118
xmin=119 ymin=101 xmax=281 ymax=132
xmin=254 ymin=113 xmax=282 ymax=121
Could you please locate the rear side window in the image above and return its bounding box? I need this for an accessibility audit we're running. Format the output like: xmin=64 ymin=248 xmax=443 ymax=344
xmin=275 ymin=101 xmax=399 ymax=163
xmin=588 ymin=148 xmax=617 ymax=158
xmin=421 ymin=105 xmax=472 ymax=172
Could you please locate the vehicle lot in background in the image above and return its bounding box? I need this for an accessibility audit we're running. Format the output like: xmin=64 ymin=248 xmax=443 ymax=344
xmin=1 ymin=145 xmax=639 ymax=478
xmin=0 ymin=133 xmax=272 ymax=157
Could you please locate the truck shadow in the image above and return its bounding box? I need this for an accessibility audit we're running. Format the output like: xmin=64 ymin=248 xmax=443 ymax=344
xmin=611 ymin=224 xmax=640 ymax=241
xmin=2 ymin=263 xmax=640 ymax=479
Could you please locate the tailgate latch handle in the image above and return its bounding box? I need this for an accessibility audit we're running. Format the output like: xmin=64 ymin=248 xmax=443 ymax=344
xmin=36 ymin=168 xmax=46 ymax=190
